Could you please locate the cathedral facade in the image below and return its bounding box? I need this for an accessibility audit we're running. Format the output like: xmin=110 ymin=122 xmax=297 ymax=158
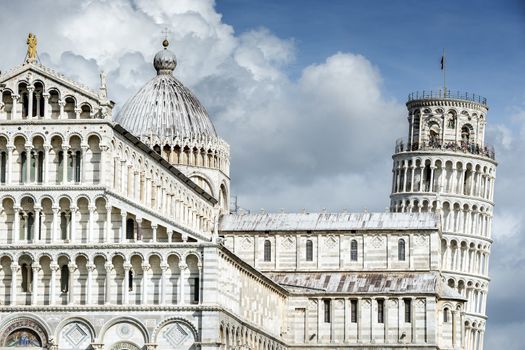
xmin=0 ymin=36 xmax=495 ymax=350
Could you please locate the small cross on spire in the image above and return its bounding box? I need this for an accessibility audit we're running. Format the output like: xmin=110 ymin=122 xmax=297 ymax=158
xmin=162 ymin=27 xmax=171 ymax=40
xmin=161 ymin=27 xmax=172 ymax=48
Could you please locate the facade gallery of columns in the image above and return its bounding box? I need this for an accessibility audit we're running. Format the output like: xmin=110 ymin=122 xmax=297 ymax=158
xmin=0 ymin=34 xmax=495 ymax=350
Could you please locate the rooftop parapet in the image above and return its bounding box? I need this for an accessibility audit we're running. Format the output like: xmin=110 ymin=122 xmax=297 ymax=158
xmin=394 ymin=138 xmax=496 ymax=160
xmin=408 ymin=90 xmax=487 ymax=106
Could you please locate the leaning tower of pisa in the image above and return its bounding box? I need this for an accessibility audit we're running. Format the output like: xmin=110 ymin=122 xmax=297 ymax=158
xmin=390 ymin=90 xmax=496 ymax=350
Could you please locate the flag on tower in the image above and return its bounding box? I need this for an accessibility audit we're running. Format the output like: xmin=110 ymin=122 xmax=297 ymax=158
xmin=441 ymin=54 xmax=445 ymax=70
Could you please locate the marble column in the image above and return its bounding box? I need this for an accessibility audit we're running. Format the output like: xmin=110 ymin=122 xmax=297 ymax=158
xmin=80 ymin=145 xmax=88 ymax=183
xmin=86 ymin=263 xmax=95 ymax=305
xmin=178 ymin=263 xmax=187 ymax=304
xmin=34 ymin=206 xmax=41 ymax=242
xmin=27 ymin=86 xmax=34 ymax=118
xmin=160 ymin=263 xmax=168 ymax=304
xmin=43 ymin=145 xmax=51 ymax=184
xmin=10 ymin=263 xmax=20 ymax=305
xmin=68 ymin=263 xmax=77 ymax=305
xmin=123 ymin=263 xmax=132 ymax=305
xmin=25 ymin=146 xmax=32 ymax=183
xmin=6 ymin=145 xmax=14 ymax=184
xmin=58 ymin=100 xmax=65 ymax=119
xmin=42 ymin=93 xmax=49 ymax=119
xmin=105 ymin=205 xmax=112 ymax=242
xmin=31 ymin=263 xmax=41 ymax=305
xmin=151 ymin=224 xmax=157 ymax=243
xmin=120 ymin=211 xmax=127 ymax=242
xmin=141 ymin=263 xmax=150 ymax=304
xmin=51 ymin=207 xmax=60 ymax=242
xmin=62 ymin=146 xmax=69 ymax=183
xmin=50 ymin=263 xmax=59 ymax=305
xmin=13 ymin=206 xmax=20 ymax=243
xmin=70 ymin=206 xmax=78 ymax=242
xmin=88 ymin=205 xmax=96 ymax=243
xmin=104 ymin=262 xmax=113 ymax=304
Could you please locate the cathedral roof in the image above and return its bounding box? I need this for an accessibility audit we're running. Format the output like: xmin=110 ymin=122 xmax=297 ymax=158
xmin=115 ymin=40 xmax=217 ymax=140
xmin=220 ymin=212 xmax=439 ymax=232
xmin=266 ymin=272 xmax=439 ymax=294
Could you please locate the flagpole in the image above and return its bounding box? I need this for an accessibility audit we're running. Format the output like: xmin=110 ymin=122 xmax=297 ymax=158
xmin=442 ymin=48 xmax=446 ymax=96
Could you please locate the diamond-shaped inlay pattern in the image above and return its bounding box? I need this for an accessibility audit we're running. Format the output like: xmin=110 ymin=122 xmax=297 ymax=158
xmin=163 ymin=324 xmax=189 ymax=346
xmin=64 ymin=324 xmax=88 ymax=346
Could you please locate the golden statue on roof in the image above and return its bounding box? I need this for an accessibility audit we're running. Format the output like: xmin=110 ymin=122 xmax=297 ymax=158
xmin=25 ymin=33 xmax=37 ymax=64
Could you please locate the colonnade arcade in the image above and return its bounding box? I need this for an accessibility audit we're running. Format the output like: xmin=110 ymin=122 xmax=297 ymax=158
xmin=392 ymin=198 xmax=493 ymax=239
xmin=0 ymin=74 xmax=103 ymax=121
xmin=111 ymin=139 xmax=215 ymax=235
xmin=0 ymin=250 xmax=202 ymax=307
xmin=219 ymin=322 xmax=285 ymax=350
xmin=446 ymin=277 xmax=488 ymax=317
xmin=391 ymin=157 xmax=495 ymax=201
xmin=0 ymin=194 xmax=199 ymax=244
xmin=0 ymin=133 xmax=102 ymax=185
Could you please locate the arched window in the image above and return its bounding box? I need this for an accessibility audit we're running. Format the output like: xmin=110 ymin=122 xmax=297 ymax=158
xmin=398 ymin=239 xmax=406 ymax=261
xmin=0 ymin=151 xmax=6 ymax=183
xmin=429 ymin=123 xmax=440 ymax=146
xmin=350 ymin=239 xmax=358 ymax=261
xmin=461 ymin=125 xmax=471 ymax=143
xmin=306 ymin=240 xmax=313 ymax=261
xmin=26 ymin=212 xmax=34 ymax=241
xmin=74 ymin=150 xmax=81 ymax=182
xmin=20 ymin=151 xmax=27 ymax=183
xmin=36 ymin=151 xmax=44 ymax=183
xmin=264 ymin=240 xmax=271 ymax=262
xmin=60 ymin=265 xmax=69 ymax=293
xmin=60 ymin=212 xmax=68 ymax=240
xmin=21 ymin=263 xmax=30 ymax=292
xmin=443 ymin=307 xmax=449 ymax=322
xmin=126 ymin=218 xmax=135 ymax=240
xmin=128 ymin=270 xmax=134 ymax=291
xmin=57 ymin=150 xmax=64 ymax=182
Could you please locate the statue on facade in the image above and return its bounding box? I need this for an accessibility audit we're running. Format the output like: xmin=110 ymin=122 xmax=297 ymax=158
xmin=26 ymin=33 xmax=38 ymax=64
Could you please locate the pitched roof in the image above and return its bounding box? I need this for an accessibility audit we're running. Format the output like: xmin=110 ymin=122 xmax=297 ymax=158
xmin=220 ymin=212 xmax=439 ymax=232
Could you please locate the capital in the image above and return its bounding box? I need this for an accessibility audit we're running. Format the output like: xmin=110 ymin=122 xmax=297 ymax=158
xmin=86 ymin=263 xmax=96 ymax=272
xmin=68 ymin=263 xmax=77 ymax=272
xmin=141 ymin=263 xmax=151 ymax=271
xmin=32 ymin=263 xmax=41 ymax=272
xmin=104 ymin=262 xmax=113 ymax=271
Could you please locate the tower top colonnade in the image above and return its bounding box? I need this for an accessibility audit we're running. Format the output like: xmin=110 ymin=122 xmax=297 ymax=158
xmin=395 ymin=89 xmax=495 ymax=162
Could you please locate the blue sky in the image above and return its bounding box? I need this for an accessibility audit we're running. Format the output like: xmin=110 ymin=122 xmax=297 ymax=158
xmin=216 ymin=0 xmax=525 ymax=125
xmin=0 ymin=0 xmax=523 ymax=348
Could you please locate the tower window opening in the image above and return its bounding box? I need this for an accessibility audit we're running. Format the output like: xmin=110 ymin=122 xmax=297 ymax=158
xmin=126 ymin=218 xmax=135 ymax=240
xmin=461 ymin=125 xmax=471 ymax=143
xmin=60 ymin=212 xmax=68 ymax=240
xmin=351 ymin=299 xmax=358 ymax=323
xmin=193 ymin=277 xmax=200 ymax=303
xmin=20 ymin=151 xmax=27 ymax=183
xmin=129 ymin=270 xmax=134 ymax=291
xmin=60 ymin=265 xmax=69 ymax=293
xmin=404 ymin=298 xmax=412 ymax=322
xmin=398 ymin=239 xmax=406 ymax=261
xmin=26 ymin=212 xmax=34 ymax=241
xmin=264 ymin=240 xmax=272 ymax=262
xmin=377 ymin=299 xmax=384 ymax=323
xmin=324 ymin=299 xmax=331 ymax=323
xmin=306 ymin=240 xmax=313 ymax=261
xmin=350 ymin=239 xmax=358 ymax=261
xmin=0 ymin=151 xmax=6 ymax=183
xmin=21 ymin=263 xmax=33 ymax=292
xmin=444 ymin=307 xmax=449 ymax=323
xmin=74 ymin=150 xmax=81 ymax=182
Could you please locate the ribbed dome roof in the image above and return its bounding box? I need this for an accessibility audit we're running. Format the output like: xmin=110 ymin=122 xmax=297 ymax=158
xmin=115 ymin=41 xmax=217 ymax=139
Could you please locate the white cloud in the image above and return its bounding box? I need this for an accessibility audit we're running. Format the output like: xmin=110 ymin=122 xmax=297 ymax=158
xmin=1 ymin=1 xmax=524 ymax=346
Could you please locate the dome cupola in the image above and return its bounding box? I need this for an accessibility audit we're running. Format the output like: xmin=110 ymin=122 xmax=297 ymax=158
xmin=115 ymin=39 xmax=217 ymax=139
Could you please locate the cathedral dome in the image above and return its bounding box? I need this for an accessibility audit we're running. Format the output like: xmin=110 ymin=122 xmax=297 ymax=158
xmin=115 ymin=40 xmax=217 ymax=139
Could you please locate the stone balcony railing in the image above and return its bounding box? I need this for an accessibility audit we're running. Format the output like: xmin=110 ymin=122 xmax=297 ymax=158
xmin=394 ymin=139 xmax=496 ymax=160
